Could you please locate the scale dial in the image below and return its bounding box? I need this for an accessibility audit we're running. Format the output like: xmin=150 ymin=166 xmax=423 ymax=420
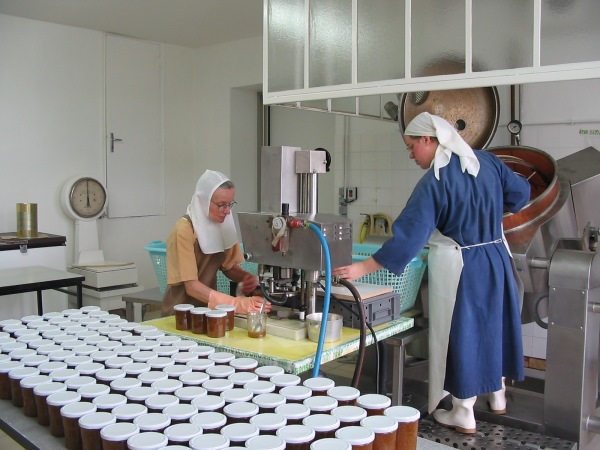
xmin=507 ymin=120 xmax=522 ymax=135
xmin=62 ymin=176 xmax=108 ymax=220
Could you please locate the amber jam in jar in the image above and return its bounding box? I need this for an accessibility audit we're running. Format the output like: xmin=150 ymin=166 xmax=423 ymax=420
xmin=383 ymin=405 xmax=420 ymax=450
xmin=245 ymin=434 xmax=287 ymax=450
xmin=274 ymin=403 xmax=311 ymax=425
xmin=173 ymin=304 xmax=194 ymax=331
xmin=223 ymin=401 xmax=259 ymax=424
xmin=303 ymin=414 xmax=340 ymax=440
xmin=46 ymin=390 xmax=82 ymax=437
xmin=331 ymin=405 xmax=368 ymax=428
xmin=34 ymin=381 xmax=67 ymax=426
xmin=310 ymin=438 xmax=352 ymax=450
xmin=335 ymin=426 xmax=375 ymax=450
xmin=327 ymin=386 xmax=360 ymax=406
xmin=78 ymin=411 xmax=117 ymax=450
xmin=280 ymin=385 xmax=312 ymax=403
xmin=20 ymin=374 xmax=52 ymax=417
xmin=356 ymin=394 xmax=392 ymax=417
xmin=303 ymin=395 xmax=338 ymax=414
xmin=276 ymin=424 xmax=316 ymax=450
xmin=215 ymin=304 xmax=235 ymax=331
xmin=252 ymin=393 xmax=286 ymax=414
xmin=60 ymin=401 xmax=97 ymax=450
xmin=205 ymin=311 xmax=227 ymax=338
xmin=133 ymin=412 xmax=171 ymax=433
xmin=220 ymin=422 xmax=260 ymax=446
xmin=229 ymin=357 xmax=258 ymax=373
xmin=361 ymin=415 xmax=398 ymax=450
xmin=249 ymin=412 xmax=287 ymax=435
xmin=9 ymin=366 xmax=39 ymax=406
xmin=190 ymin=411 xmax=227 ymax=434
xmin=100 ymin=422 xmax=140 ymax=450
xmin=163 ymin=422 xmax=202 ymax=446
xmin=190 ymin=307 xmax=210 ymax=334
xmin=303 ymin=377 xmax=335 ymax=396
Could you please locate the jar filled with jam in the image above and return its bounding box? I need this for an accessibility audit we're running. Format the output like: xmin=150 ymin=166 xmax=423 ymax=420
xmin=189 ymin=433 xmax=230 ymax=450
xmin=229 ymin=357 xmax=258 ymax=373
xmin=205 ymin=310 xmax=227 ymax=338
xmin=100 ymin=422 xmax=140 ymax=450
xmin=251 ymin=392 xmax=286 ymax=413
xmin=92 ymin=393 xmax=128 ymax=412
xmin=331 ymin=405 xmax=368 ymax=428
xmin=215 ymin=304 xmax=235 ymax=331
xmin=78 ymin=384 xmax=111 ymax=403
xmin=78 ymin=411 xmax=117 ymax=450
xmin=111 ymin=403 xmax=148 ymax=423
xmin=164 ymin=403 xmax=198 ymax=424
xmin=173 ymin=304 xmax=194 ymax=331
xmin=254 ymin=365 xmax=284 ymax=380
xmin=245 ymin=434 xmax=286 ymax=450
xmin=303 ymin=395 xmax=338 ymax=414
xmin=9 ymin=366 xmax=39 ymax=406
xmin=221 ymin=387 xmax=253 ymax=405
xmin=46 ymin=390 xmax=82 ymax=436
xmin=335 ymin=426 xmax=375 ymax=450
xmin=270 ymin=374 xmax=301 ymax=393
xmin=60 ymin=401 xmax=97 ymax=450
xmin=276 ymin=424 xmax=316 ymax=450
xmin=202 ymin=378 xmax=233 ymax=396
xmin=243 ymin=380 xmax=275 ymax=395
xmin=303 ymin=377 xmax=335 ymax=396
xmin=163 ymin=423 xmax=202 ymax=446
xmin=220 ymin=422 xmax=260 ymax=446
xmin=191 ymin=394 xmax=225 ymax=413
xmin=280 ymin=385 xmax=312 ymax=404
xmin=356 ymin=394 xmax=391 ymax=417
xmin=223 ymin=401 xmax=259 ymax=424
xmin=205 ymin=365 xmax=235 ymax=379
xmin=34 ymin=381 xmax=67 ymax=426
xmin=145 ymin=393 xmax=180 ymax=413
xmin=327 ymin=386 xmax=360 ymax=407
xmin=249 ymin=412 xmax=287 ymax=435
xmin=126 ymin=431 xmax=168 ymax=450
xmin=179 ymin=372 xmax=209 ymax=387
xmin=310 ymin=438 xmax=352 ymax=450
xmin=174 ymin=385 xmax=207 ymax=404
xmin=360 ymin=415 xmax=398 ymax=450
xmin=383 ymin=405 xmax=420 ymax=450
xmin=20 ymin=374 xmax=52 ymax=417
xmin=303 ymin=414 xmax=341 ymax=440
xmin=208 ymin=351 xmax=235 ymax=365
xmin=275 ymin=403 xmax=311 ymax=426
xmin=190 ymin=411 xmax=227 ymax=434
xmin=133 ymin=412 xmax=171 ymax=433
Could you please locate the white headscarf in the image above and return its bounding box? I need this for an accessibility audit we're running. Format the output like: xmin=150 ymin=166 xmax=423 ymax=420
xmin=404 ymin=112 xmax=480 ymax=180
xmin=186 ymin=170 xmax=238 ymax=255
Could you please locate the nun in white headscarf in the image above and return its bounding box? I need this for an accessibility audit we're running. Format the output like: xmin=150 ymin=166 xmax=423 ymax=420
xmin=333 ymin=112 xmax=529 ymax=434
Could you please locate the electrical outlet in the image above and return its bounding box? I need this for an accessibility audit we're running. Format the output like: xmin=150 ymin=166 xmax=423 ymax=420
xmin=346 ymin=187 xmax=358 ymax=201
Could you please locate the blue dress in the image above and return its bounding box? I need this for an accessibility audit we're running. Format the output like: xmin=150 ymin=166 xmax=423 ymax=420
xmin=374 ymin=150 xmax=530 ymax=398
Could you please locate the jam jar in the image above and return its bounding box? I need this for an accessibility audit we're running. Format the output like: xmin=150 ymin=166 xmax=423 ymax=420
xmin=228 ymin=371 xmax=258 ymax=387
xmin=111 ymin=403 xmax=148 ymax=423
xmin=243 ymin=380 xmax=275 ymax=395
xmin=189 ymin=411 xmax=227 ymax=434
xmin=251 ymin=392 xmax=286 ymax=413
xmin=126 ymin=431 xmax=168 ymax=450
xmin=20 ymin=374 xmax=52 ymax=416
xmin=356 ymin=394 xmax=391 ymax=417
xmin=220 ymin=422 xmax=259 ymax=446
xmin=34 ymin=381 xmax=67 ymax=426
xmin=174 ymin=385 xmax=207 ymax=404
xmin=331 ymin=405 xmax=368 ymax=428
xmin=189 ymin=433 xmax=230 ymax=450
xmin=223 ymin=401 xmax=259 ymax=424
xmin=163 ymin=422 xmax=202 ymax=446
xmin=229 ymin=357 xmax=258 ymax=373
xmin=60 ymin=401 xmax=97 ymax=450
xmin=144 ymin=393 xmax=180 ymax=413
xmin=78 ymin=411 xmax=117 ymax=450
xmin=205 ymin=310 xmax=226 ymax=338
xmin=303 ymin=395 xmax=338 ymax=413
xmin=303 ymin=414 xmax=341 ymax=440
xmin=249 ymin=412 xmax=287 ymax=435
xmin=190 ymin=307 xmax=210 ymax=334
xmin=383 ymin=405 xmax=420 ymax=450
xmin=335 ymin=426 xmax=375 ymax=450
xmin=270 ymin=373 xmax=301 ymax=393
xmin=174 ymin=304 xmax=194 ymax=331
xmin=276 ymin=424 xmax=316 ymax=450
xmin=280 ymin=385 xmax=312 ymax=403
xmin=275 ymin=403 xmax=311 ymax=425
xmin=309 ymin=438 xmax=352 ymax=450
xmin=9 ymin=366 xmax=39 ymax=406
xmin=303 ymin=377 xmax=335 ymax=396
xmin=92 ymin=393 xmax=128 ymax=412
xmin=133 ymin=412 xmax=171 ymax=433
xmin=245 ymin=435 xmax=286 ymax=450
xmin=46 ymin=390 xmax=82 ymax=436
xmin=360 ymin=415 xmax=398 ymax=450
xmin=191 ymin=394 xmax=225 ymax=413
xmin=163 ymin=403 xmax=198 ymax=424
xmin=215 ymin=304 xmax=235 ymax=331
xmin=327 ymin=386 xmax=360 ymax=406
xmin=100 ymin=422 xmax=140 ymax=450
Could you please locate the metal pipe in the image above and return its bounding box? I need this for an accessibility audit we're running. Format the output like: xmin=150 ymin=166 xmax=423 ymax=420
xmin=528 ymin=257 xmax=550 ymax=269
xmin=586 ymin=415 xmax=600 ymax=434
xmin=589 ymin=302 xmax=600 ymax=314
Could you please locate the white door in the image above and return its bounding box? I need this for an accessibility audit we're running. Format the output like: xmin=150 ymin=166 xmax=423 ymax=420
xmin=105 ymin=34 xmax=164 ymax=218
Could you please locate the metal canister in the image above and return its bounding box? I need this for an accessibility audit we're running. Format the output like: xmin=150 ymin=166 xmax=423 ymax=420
xmin=16 ymin=203 xmax=38 ymax=238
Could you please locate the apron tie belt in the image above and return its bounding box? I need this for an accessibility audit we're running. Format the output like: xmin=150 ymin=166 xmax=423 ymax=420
xmin=458 ymin=238 xmax=503 ymax=250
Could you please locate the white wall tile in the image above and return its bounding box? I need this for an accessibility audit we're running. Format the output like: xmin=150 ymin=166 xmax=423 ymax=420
xmin=532 ymin=337 xmax=547 ymax=360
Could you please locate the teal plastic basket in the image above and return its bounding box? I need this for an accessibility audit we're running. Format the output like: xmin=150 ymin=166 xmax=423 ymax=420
xmin=144 ymin=240 xmax=258 ymax=295
xmin=352 ymin=243 xmax=429 ymax=313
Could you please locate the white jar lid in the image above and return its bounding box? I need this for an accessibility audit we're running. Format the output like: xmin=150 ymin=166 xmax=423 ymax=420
xmin=191 ymin=394 xmax=225 ymax=411
xmin=9 ymin=348 xmax=37 ymax=360
xmin=173 ymin=304 xmax=194 ymax=311
xmin=61 ymin=309 xmax=82 ymax=317
xmin=61 ymin=340 xmax=86 ymax=351
xmin=96 ymin=368 xmax=125 ymax=382
xmin=175 ymin=386 xmax=206 ymax=401
xmin=80 ymin=305 xmax=101 ymax=313
xmin=42 ymin=330 xmax=65 ymax=340
xmin=229 ymin=357 xmax=258 ymax=370
xmin=133 ymin=412 xmax=171 ymax=431
xmin=145 ymin=393 xmax=179 ymax=410
xmin=171 ymin=352 xmax=198 ymax=364
xmin=202 ymin=378 xmax=233 ymax=393
xmin=327 ymin=386 xmax=360 ymax=401
xmin=16 ymin=335 xmax=41 ymax=345
xmin=275 ymin=403 xmax=310 ymax=420
xmin=121 ymin=336 xmax=145 ymax=345
xmin=228 ymin=372 xmax=258 ymax=387
xmin=223 ymin=401 xmax=259 ymax=418
xmin=60 ymin=401 xmax=97 ymax=419
xmin=141 ymin=330 xmax=164 ymax=340
xmin=100 ymin=314 xmax=121 ymax=322
xmin=63 ymin=326 xmax=87 ymax=336
xmin=243 ymin=380 xmax=275 ymax=395
xmin=205 ymin=310 xmax=226 ymax=318
xmin=64 ymin=355 xmax=92 ymax=367
xmin=84 ymin=336 xmax=109 ymax=345
xmin=14 ymin=328 xmax=39 ymax=337
xmin=356 ymin=393 xmax=392 ymax=410
xmin=34 ymin=381 xmax=66 ymax=397
xmin=110 ymin=377 xmax=142 ymax=392
xmin=163 ymin=423 xmax=202 ymax=442
xmin=112 ymin=403 xmax=148 ymax=421
xmin=173 ymin=340 xmax=198 ymax=351
xmin=116 ymin=345 xmax=139 ymax=356
xmin=303 ymin=377 xmax=335 ymax=391
xmin=9 ymin=366 xmax=39 ymax=380
xmin=74 ymin=362 xmax=104 ymax=375
xmin=303 ymin=395 xmax=338 ymax=412
xmin=205 ymin=365 xmax=234 ymax=379
xmin=135 ymin=341 xmax=160 ymax=352
xmin=152 ymin=378 xmax=183 ymax=394
xmin=207 ymin=351 xmax=234 ymax=363
xmin=331 ymin=405 xmax=368 ymax=423
xmin=46 ymin=390 xmax=81 ymax=407
xmin=75 ymin=330 xmax=99 ymax=339
xmin=132 ymin=351 xmax=159 ymax=363
xmin=249 ymin=412 xmax=287 ymax=431
xmin=309 ymin=437 xmax=351 ymax=450
xmin=90 ymin=350 xmax=117 ymax=362
xmin=127 ymin=431 xmax=168 ymax=450
xmin=245 ymin=435 xmax=286 ymax=450
xmin=155 ymin=346 xmax=179 ymax=357
xmin=280 ymin=385 xmax=312 ymax=401
xmin=100 ymin=422 xmax=139 ymax=441
xmin=0 ymin=360 xmax=24 ymax=374
xmin=251 ymin=393 xmax=286 ymax=409
xmin=189 ymin=432 xmax=229 ymax=450
xmin=78 ymin=383 xmax=110 ymax=399
xmin=125 ymin=386 xmax=158 ymax=402
xmin=4 ymin=324 xmax=27 ymax=334
xmin=97 ymin=341 xmax=122 ymax=351
xmin=139 ymin=371 xmax=168 ymax=385
xmin=215 ymin=304 xmax=235 ymax=312
xmin=190 ymin=411 xmax=227 ymax=429
xmin=92 ymin=393 xmax=127 ymax=409
xmin=187 ymin=359 xmax=214 ymax=371
xmin=67 ymin=313 xmax=87 ymax=322
xmin=122 ymin=362 xmax=151 ymax=375
xmin=22 ymin=315 xmax=44 ymax=323
xmin=383 ymin=405 xmax=421 ymax=423
xmin=221 ymin=388 xmax=253 ymax=404
xmin=0 ymin=319 xmax=22 ymax=327
xmin=303 ymin=413 xmax=340 ymax=431
xmin=220 ymin=423 xmax=259 ymax=442
xmin=110 ymin=331 xmax=133 ymax=342
xmin=335 ymin=425 xmax=375 ymax=445
xmin=164 ymin=364 xmax=192 ymax=378
xmin=47 ymin=349 xmax=75 ymax=361
xmin=20 ymin=374 xmax=52 ymax=389
xmin=188 ymin=345 xmax=214 ymax=356
xmin=156 ymin=335 xmax=181 ymax=345
xmin=118 ymin=322 xmax=140 ymax=332
xmin=270 ymin=374 xmax=301 ymax=387
xmin=179 ymin=372 xmax=209 ymax=386
xmin=360 ymin=414 xmax=398 ymax=433
xmin=27 ymin=339 xmax=53 ymax=350
xmin=73 ymin=345 xmax=98 ymax=356
xmin=65 ymin=376 xmax=96 ymax=391
xmin=88 ymin=310 xmax=109 ymax=318
xmin=276 ymin=424 xmax=316 ymax=444
xmin=0 ymin=354 xmax=9 ymax=364
xmin=38 ymin=361 xmax=67 ymax=374
xmin=190 ymin=307 xmax=210 ymax=315
xmin=78 ymin=411 xmax=116 ymax=430
xmin=163 ymin=403 xmax=197 ymax=420
xmin=105 ymin=356 xmax=134 ymax=369
xmin=105 ymin=318 xmax=128 ymax=327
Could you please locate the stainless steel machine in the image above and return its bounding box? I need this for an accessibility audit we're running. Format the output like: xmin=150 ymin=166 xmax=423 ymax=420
xmin=238 ymin=146 xmax=352 ymax=317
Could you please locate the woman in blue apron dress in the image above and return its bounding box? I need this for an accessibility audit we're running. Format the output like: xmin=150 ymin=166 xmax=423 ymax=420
xmin=333 ymin=112 xmax=530 ymax=434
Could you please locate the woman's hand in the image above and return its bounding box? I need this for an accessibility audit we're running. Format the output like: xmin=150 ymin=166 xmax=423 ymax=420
xmin=240 ymin=275 xmax=259 ymax=295
xmin=332 ymin=257 xmax=383 ymax=281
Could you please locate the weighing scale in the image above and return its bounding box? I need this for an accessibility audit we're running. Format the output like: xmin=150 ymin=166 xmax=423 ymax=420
xmin=61 ymin=176 xmax=142 ymax=310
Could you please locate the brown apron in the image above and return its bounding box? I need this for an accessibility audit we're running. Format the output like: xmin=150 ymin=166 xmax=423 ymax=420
xmin=161 ymin=215 xmax=225 ymax=316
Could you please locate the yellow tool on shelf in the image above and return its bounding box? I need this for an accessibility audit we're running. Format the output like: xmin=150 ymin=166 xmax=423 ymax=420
xmin=358 ymin=213 xmax=394 ymax=243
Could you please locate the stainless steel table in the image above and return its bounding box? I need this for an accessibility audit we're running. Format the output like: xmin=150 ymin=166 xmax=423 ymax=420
xmin=0 ymin=266 xmax=84 ymax=315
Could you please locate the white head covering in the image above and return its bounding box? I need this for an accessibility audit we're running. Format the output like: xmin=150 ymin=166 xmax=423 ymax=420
xmin=404 ymin=112 xmax=480 ymax=180
xmin=186 ymin=170 xmax=238 ymax=255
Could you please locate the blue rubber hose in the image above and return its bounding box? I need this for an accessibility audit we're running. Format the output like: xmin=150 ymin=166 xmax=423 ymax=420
xmin=308 ymin=222 xmax=332 ymax=378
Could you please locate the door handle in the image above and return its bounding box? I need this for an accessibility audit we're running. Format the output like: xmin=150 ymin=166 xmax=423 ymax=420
xmin=110 ymin=132 xmax=123 ymax=152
